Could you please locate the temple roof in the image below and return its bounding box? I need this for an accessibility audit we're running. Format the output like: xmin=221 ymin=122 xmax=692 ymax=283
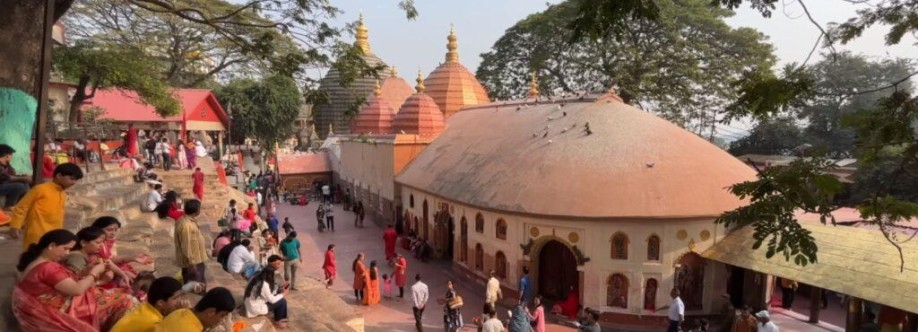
xmin=313 ymin=15 xmax=390 ymax=138
xmin=424 ymin=26 xmax=489 ymax=118
xmin=392 ymin=71 xmax=445 ymax=137
xmin=395 ymin=94 xmax=756 ymax=219
xmin=352 ymin=80 xmax=396 ymax=135
xmin=376 ymin=67 xmax=414 ymax=110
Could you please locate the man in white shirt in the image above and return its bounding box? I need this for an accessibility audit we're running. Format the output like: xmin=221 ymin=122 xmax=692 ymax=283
xmin=321 ymin=184 xmax=331 ymax=203
xmin=656 ymin=288 xmax=684 ymax=332
xmin=485 ymin=270 xmax=502 ymax=307
xmin=411 ymin=274 xmax=429 ymax=332
xmin=481 ymin=304 xmax=504 ymax=332
xmin=227 ymin=239 xmax=261 ymax=278
xmin=755 ymin=310 xmax=779 ymax=332
xmin=143 ymin=184 xmax=163 ymax=212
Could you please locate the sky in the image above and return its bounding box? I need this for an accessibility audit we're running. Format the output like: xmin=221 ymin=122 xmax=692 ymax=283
xmin=319 ymin=0 xmax=918 ymax=138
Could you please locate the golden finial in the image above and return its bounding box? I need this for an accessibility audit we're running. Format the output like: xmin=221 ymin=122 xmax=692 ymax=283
xmin=355 ymin=13 xmax=371 ymax=54
xmin=445 ymin=24 xmax=458 ymax=63
xmin=415 ymin=69 xmax=426 ymax=93
xmin=328 ymin=123 xmax=335 ymax=136
xmin=374 ymin=80 xmax=382 ymax=97
xmin=390 ymin=66 xmax=398 ymax=77
xmin=528 ymin=71 xmax=540 ymax=97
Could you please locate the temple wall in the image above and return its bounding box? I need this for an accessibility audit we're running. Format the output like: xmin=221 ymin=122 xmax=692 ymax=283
xmin=401 ymin=186 xmax=732 ymax=322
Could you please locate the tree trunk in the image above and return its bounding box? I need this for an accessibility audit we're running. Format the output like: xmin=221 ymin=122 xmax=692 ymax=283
xmin=68 ymin=76 xmax=91 ymax=125
xmin=0 ymin=1 xmax=48 ymax=96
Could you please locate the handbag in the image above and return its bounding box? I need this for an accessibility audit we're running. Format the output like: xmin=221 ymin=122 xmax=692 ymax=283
xmin=448 ymin=294 xmax=464 ymax=309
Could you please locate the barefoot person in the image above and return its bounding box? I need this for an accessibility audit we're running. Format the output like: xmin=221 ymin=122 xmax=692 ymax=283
xmin=394 ymin=253 xmax=408 ymax=299
xmin=323 ymin=244 xmax=337 ymax=288
xmin=191 ymin=167 xmax=205 ymax=200
xmin=352 ymin=253 xmax=367 ymax=302
xmin=383 ymin=224 xmax=398 ymax=262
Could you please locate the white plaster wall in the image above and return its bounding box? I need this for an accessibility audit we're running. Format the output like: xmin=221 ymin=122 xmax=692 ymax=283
xmin=339 ymin=139 xmax=396 ymax=202
xmin=400 ymin=186 xmax=729 ymax=317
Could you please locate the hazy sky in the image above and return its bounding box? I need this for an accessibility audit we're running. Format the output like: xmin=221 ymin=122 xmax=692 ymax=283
xmin=320 ymin=0 xmax=917 ymax=137
xmin=323 ymin=0 xmax=917 ymax=77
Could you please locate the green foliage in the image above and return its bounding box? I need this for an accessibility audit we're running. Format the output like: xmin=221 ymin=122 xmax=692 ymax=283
xmin=54 ymin=41 xmax=181 ymax=119
xmin=568 ymin=0 xmax=660 ymax=42
xmin=724 ymin=65 xmax=814 ymax=122
xmin=476 ymin=0 xmax=775 ymax=131
xmin=717 ymin=159 xmax=843 ymax=265
xmin=831 ymin=0 xmax=918 ymax=45
xmin=728 ymin=116 xmax=803 ymax=156
xmin=215 ymin=74 xmax=303 ymax=155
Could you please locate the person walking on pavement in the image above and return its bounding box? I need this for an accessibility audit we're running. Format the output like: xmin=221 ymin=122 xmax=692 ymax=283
xmin=352 ymin=253 xmax=367 ymax=303
xmin=411 ymin=274 xmax=429 ymax=332
xmin=383 ymin=224 xmax=398 ymax=262
xmin=321 ymin=184 xmax=331 ymax=203
xmin=325 ymin=203 xmax=335 ymax=231
xmin=323 ymin=244 xmax=337 ymax=288
xmin=394 ymin=253 xmax=408 ymax=299
xmin=519 ymin=266 xmax=532 ymax=305
xmin=526 ymin=295 xmax=547 ymax=332
xmin=657 ymin=288 xmax=685 ymax=332
xmin=279 ymin=231 xmax=302 ymax=290
xmin=485 ymin=270 xmax=502 ymax=307
xmin=437 ymin=281 xmax=463 ymax=332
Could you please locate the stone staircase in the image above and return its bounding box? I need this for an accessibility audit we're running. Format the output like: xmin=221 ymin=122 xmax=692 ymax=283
xmin=0 ymin=161 xmax=362 ymax=331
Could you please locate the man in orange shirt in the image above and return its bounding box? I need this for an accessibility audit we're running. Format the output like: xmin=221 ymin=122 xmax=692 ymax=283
xmin=9 ymin=163 xmax=83 ymax=250
xmin=243 ymin=202 xmax=257 ymax=222
xmin=732 ymin=306 xmax=757 ymax=332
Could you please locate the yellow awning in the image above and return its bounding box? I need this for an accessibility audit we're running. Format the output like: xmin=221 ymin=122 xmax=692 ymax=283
xmin=703 ymin=224 xmax=918 ymax=313
xmin=185 ymin=120 xmax=224 ymax=131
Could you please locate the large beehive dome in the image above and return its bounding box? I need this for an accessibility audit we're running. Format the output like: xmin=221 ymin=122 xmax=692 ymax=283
xmin=313 ymin=15 xmax=390 ymax=138
xmin=396 ymin=92 xmax=756 ymax=218
xmin=424 ymin=26 xmax=490 ymax=118
xmin=392 ymin=71 xmax=445 ymax=137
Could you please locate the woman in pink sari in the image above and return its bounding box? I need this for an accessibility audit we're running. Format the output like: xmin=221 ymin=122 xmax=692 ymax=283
xmin=13 ymin=229 xmax=136 ymax=332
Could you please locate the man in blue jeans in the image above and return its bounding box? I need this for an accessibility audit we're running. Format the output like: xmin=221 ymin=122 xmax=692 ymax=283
xmin=0 ymin=144 xmax=30 ymax=212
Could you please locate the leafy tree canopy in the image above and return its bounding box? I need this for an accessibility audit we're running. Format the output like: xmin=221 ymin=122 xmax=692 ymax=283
xmin=214 ymin=74 xmax=303 ymax=154
xmin=728 ymin=116 xmax=803 ymax=156
xmin=567 ymin=0 xmax=918 ymax=269
xmin=54 ymin=41 xmax=181 ymax=124
xmin=476 ymin=0 xmax=776 ymax=134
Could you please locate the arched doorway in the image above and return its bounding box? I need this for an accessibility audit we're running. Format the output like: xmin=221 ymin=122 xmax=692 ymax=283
xmin=433 ymin=208 xmax=454 ymax=259
xmin=422 ymin=200 xmax=429 ymax=241
xmin=538 ymin=240 xmax=578 ymax=301
xmin=459 ymin=217 xmax=468 ymax=263
xmin=675 ymin=252 xmax=706 ymax=310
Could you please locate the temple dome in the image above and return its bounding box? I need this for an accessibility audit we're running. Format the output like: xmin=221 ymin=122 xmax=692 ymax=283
xmin=395 ymin=94 xmax=757 ymax=218
xmin=352 ymin=80 xmax=396 ymax=135
xmin=393 ymin=72 xmax=445 ymax=137
xmin=313 ymin=14 xmax=390 ymax=138
xmin=376 ymin=67 xmax=414 ymax=110
xmin=424 ymin=26 xmax=490 ymax=118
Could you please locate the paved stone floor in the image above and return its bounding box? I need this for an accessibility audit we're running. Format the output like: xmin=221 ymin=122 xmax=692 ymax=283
xmin=277 ymin=202 xmax=576 ymax=332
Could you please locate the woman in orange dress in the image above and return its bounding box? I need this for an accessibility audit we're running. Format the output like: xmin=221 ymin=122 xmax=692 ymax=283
xmin=13 ymin=229 xmax=136 ymax=332
xmin=352 ymin=253 xmax=367 ymax=303
xmin=363 ymin=260 xmax=381 ymax=305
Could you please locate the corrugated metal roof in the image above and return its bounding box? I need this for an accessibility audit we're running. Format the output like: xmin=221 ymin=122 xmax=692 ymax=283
xmin=703 ymin=224 xmax=918 ymax=313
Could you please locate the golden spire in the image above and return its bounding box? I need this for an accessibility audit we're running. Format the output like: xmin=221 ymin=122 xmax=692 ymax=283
xmin=391 ymin=66 xmax=398 ymax=76
xmin=328 ymin=123 xmax=335 ymax=136
xmin=528 ymin=71 xmax=540 ymax=97
xmin=445 ymin=24 xmax=459 ymax=63
xmin=374 ymin=79 xmax=382 ymax=97
xmin=415 ymin=69 xmax=426 ymax=93
xmin=355 ymin=13 xmax=371 ymax=54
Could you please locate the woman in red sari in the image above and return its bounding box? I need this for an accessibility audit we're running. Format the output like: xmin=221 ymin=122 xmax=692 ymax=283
xmin=13 ymin=229 xmax=137 ymax=332
xmin=363 ymin=260 xmax=381 ymax=306
xmin=62 ymin=227 xmax=135 ymax=291
xmin=393 ymin=253 xmax=408 ymax=298
xmin=551 ymin=285 xmax=580 ymax=320
xmin=91 ymin=217 xmax=153 ymax=281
